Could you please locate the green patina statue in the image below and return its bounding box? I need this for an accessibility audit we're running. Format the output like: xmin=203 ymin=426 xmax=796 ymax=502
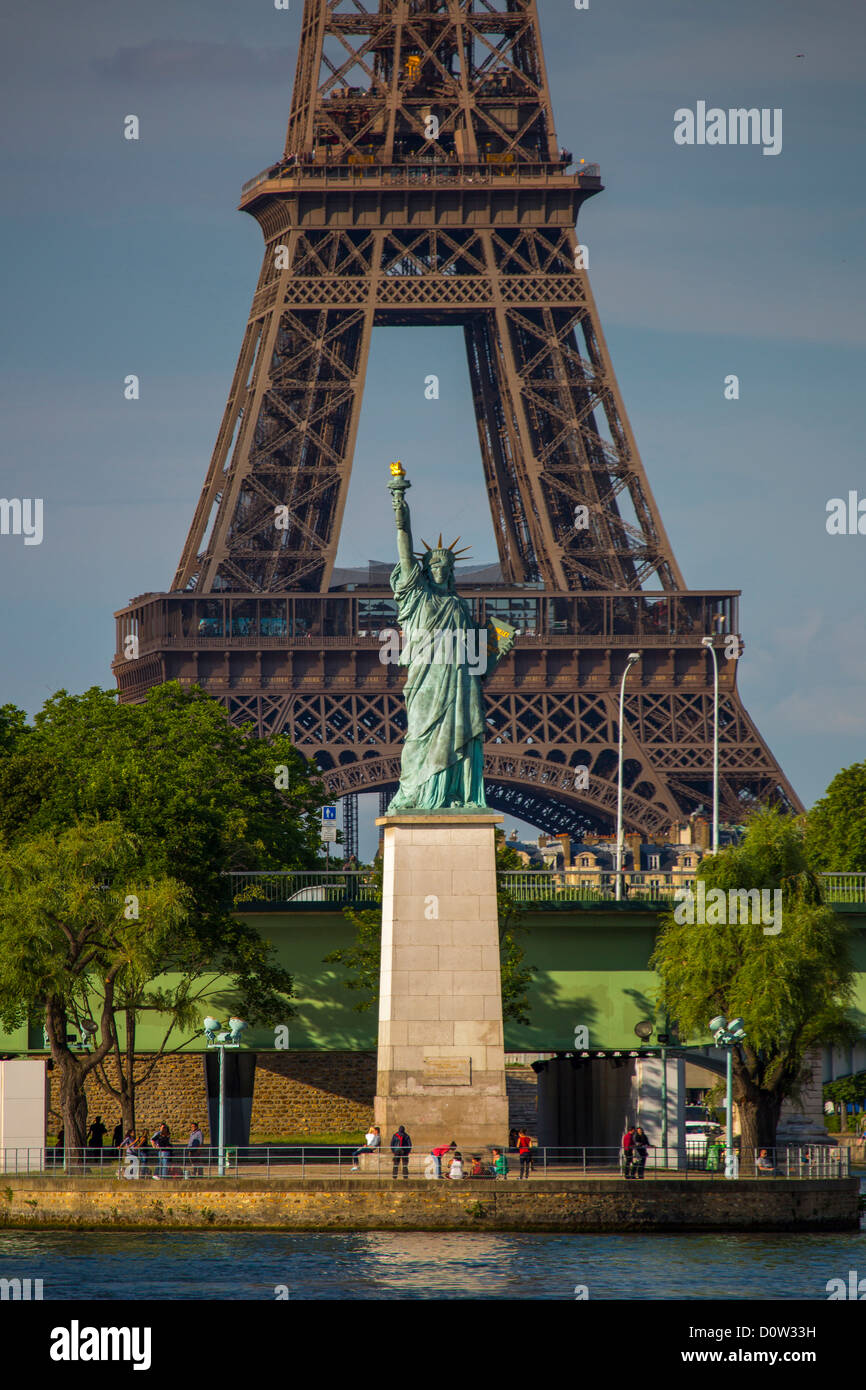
xmin=386 ymin=462 xmax=515 ymax=813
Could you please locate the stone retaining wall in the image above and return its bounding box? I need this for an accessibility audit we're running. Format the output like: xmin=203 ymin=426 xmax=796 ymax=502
xmin=0 ymin=1177 xmax=857 ymax=1232
xmin=46 ymin=1052 xmax=376 ymax=1140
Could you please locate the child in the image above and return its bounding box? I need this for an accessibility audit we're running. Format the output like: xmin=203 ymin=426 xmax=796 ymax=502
xmin=448 ymin=1150 xmax=464 ymax=1179
xmin=492 ymin=1147 xmax=509 ymax=1179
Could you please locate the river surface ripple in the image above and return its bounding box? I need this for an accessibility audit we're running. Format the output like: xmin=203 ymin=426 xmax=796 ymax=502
xmin=1 ymin=1225 xmax=865 ymax=1299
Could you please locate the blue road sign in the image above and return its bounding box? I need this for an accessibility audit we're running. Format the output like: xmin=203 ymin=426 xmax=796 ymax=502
xmin=322 ymin=805 xmax=337 ymax=821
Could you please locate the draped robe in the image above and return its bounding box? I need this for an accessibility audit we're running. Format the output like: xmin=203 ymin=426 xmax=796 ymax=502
xmin=386 ymin=560 xmax=488 ymax=812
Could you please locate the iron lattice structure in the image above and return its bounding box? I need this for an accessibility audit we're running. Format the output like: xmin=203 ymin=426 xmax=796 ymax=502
xmin=113 ymin=0 xmax=801 ymax=835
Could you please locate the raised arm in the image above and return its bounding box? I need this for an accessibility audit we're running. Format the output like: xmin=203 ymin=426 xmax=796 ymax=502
xmin=388 ymin=464 xmax=414 ymax=581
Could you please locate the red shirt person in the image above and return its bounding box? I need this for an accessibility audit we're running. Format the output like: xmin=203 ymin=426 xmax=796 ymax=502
xmin=430 ymin=1141 xmax=457 ymax=1177
xmin=621 ymin=1125 xmax=636 ymax=1178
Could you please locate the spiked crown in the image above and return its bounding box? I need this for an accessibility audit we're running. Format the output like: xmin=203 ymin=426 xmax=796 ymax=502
xmin=415 ymin=534 xmax=473 ymax=564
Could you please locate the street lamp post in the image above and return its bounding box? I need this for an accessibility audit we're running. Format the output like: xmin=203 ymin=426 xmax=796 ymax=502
xmin=203 ymin=1017 xmax=247 ymax=1176
xmin=701 ymin=636 xmax=720 ymax=856
xmin=615 ymin=652 xmax=641 ymax=901
xmin=709 ymin=1015 xmax=747 ymax=1179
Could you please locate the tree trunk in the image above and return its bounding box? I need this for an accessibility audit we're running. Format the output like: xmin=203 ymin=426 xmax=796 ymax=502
xmin=738 ymin=1091 xmax=783 ymax=1173
xmin=123 ymin=1010 xmax=136 ymax=1134
xmin=45 ymin=998 xmax=96 ymax=1171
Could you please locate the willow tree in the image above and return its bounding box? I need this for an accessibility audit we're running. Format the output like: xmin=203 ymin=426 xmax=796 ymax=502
xmin=651 ymin=808 xmax=856 ymax=1152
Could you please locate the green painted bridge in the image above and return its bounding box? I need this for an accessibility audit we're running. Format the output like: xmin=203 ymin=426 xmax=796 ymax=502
xmin=221 ymin=889 xmax=866 ymax=1056
xmin=3 ymin=873 xmax=864 ymax=1057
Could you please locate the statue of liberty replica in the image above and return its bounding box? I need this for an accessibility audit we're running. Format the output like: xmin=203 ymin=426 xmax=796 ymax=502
xmin=386 ymin=462 xmax=514 ymax=812
xmin=374 ymin=462 xmax=512 ymax=1149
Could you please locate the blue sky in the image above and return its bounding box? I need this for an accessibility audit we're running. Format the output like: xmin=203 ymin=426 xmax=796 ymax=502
xmin=1 ymin=0 xmax=864 ymax=855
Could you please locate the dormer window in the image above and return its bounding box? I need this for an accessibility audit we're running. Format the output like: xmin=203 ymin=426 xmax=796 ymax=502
xmin=648 ymin=854 xmax=660 ymax=870
xmin=683 ymin=856 xmax=692 ymax=868
xmin=580 ymin=856 xmax=590 ymax=868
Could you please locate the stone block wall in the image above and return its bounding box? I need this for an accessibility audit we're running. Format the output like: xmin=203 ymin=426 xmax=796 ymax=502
xmin=0 ymin=1177 xmax=858 ymax=1233
xmin=45 ymin=1052 xmax=376 ymax=1142
xmin=253 ymin=1052 xmax=376 ymax=1135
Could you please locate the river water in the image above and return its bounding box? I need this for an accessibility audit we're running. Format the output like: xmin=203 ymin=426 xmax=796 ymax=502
xmin=1 ymin=1227 xmax=865 ymax=1299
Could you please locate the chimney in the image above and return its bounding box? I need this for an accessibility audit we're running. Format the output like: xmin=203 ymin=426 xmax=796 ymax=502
xmin=555 ymin=833 xmax=572 ymax=867
xmin=693 ymin=817 xmax=710 ymax=850
xmin=625 ymin=831 xmax=642 ymax=868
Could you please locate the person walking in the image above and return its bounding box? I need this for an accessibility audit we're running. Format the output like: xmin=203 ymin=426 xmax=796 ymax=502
xmin=118 ymin=1128 xmax=137 ymax=1179
xmin=390 ymin=1125 xmax=412 ymax=1179
xmin=633 ymin=1125 xmax=649 ymax=1178
xmin=517 ymin=1129 xmax=532 ymax=1179
xmin=135 ymin=1132 xmax=149 ymax=1177
xmin=186 ymin=1121 xmax=203 ymax=1178
xmin=621 ymin=1124 xmax=636 ymax=1178
xmin=151 ymin=1121 xmax=171 ymax=1179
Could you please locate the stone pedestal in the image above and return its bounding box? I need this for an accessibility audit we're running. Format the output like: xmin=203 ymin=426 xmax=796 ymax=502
xmin=373 ymin=812 xmax=510 ymax=1151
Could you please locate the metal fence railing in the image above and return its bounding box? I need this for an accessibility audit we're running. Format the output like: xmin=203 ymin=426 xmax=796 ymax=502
xmin=0 ymin=1144 xmax=851 ymax=1181
xmin=224 ymin=870 xmax=866 ymax=909
xmin=228 ymin=871 xmax=378 ymax=906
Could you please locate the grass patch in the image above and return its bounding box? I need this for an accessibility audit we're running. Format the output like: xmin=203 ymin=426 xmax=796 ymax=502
xmin=249 ymin=1133 xmax=366 ymax=1146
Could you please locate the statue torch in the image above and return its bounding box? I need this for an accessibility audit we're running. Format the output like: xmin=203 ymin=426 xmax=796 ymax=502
xmin=388 ymin=459 xmax=411 ymax=503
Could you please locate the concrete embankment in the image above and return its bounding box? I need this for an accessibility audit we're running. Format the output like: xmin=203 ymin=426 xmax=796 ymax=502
xmin=0 ymin=1177 xmax=858 ymax=1232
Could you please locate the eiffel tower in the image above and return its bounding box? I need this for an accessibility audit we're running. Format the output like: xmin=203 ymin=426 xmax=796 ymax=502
xmin=113 ymin=0 xmax=801 ymax=854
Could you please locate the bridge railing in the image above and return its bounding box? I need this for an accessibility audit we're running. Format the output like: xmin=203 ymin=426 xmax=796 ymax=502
xmin=227 ymin=870 xmax=378 ymax=906
xmin=819 ymin=873 xmax=866 ymax=902
xmin=223 ymin=870 xmax=866 ymax=908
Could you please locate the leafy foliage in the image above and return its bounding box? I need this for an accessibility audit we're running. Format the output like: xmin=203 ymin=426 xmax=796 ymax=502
xmin=823 ymin=1071 xmax=866 ymax=1105
xmin=807 ymin=761 xmax=866 ymax=871
xmin=651 ymin=807 xmax=857 ymax=1147
xmin=0 ymin=684 xmax=326 ymax=928
xmin=0 ymin=684 xmax=325 ymax=1131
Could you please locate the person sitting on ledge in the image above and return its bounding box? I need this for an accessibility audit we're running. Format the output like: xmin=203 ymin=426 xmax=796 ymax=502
xmin=351 ymin=1124 xmax=381 ymax=1172
xmin=492 ymin=1147 xmax=509 ymax=1179
xmin=756 ymin=1148 xmax=775 ymax=1175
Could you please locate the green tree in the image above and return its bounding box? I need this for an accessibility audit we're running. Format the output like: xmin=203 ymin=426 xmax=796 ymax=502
xmin=651 ymin=808 xmax=856 ymax=1154
xmin=0 ymin=684 xmax=326 ymax=929
xmin=0 ymin=684 xmax=324 ymax=1132
xmin=0 ymin=704 xmax=26 ymax=756
xmin=823 ymin=1072 xmax=866 ymax=1134
xmin=0 ymin=822 xmax=190 ymax=1162
xmin=325 ymin=833 xmax=537 ymax=1024
xmin=807 ymin=761 xmax=866 ymax=871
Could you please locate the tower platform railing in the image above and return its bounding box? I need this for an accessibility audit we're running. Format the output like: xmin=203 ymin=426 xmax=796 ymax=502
xmin=240 ymin=159 xmax=602 ymax=199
